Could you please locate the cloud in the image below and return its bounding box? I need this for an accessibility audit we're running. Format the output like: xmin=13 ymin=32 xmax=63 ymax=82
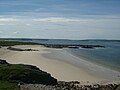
xmin=26 ymin=24 xmax=31 ymax=26
xmin=32 ymin=17 xmax=91 ymax=23
xmin=32 ymin=16 xmax=120 ymax=23
xmin=0 ymin=24 xmax=6 ymax=25
xmin=0 ymin=18 xmax=18 ymax=22
xmin=0 ymin=15 xmax=120 ymax=40
xmin=0 ymin=15 xmax=119 ymax=23
xmin=13 ymin=32 xmax=18 ymax=34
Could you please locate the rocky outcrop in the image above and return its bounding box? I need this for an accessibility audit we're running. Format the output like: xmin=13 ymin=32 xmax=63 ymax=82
xmin=7 ymin=46 xmax=39 ymax=51
xmin=20 ymin=82 xmax=120 ymax=90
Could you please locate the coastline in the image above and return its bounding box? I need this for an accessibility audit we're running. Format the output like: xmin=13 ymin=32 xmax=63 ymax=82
xmin=0 ymin=45 xmax=120 ymax=85
xmin=67 ymin=48 xmax=120 ymax=72
xmin=42 ymin=48 xmax=120 ymax=84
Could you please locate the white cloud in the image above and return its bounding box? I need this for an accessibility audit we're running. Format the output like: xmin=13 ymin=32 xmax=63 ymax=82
xmin=33 ymin=17 xmax=85 ymax=22
xmin=0 ymin=15 xmax=119 ymax=23
xmin=0 ymin=15 xmax=120 ymax=39
xmin=26 ymin=24 xmax=31 ymax=26
xmin=0 ymin=18 xmax=18 ymax=22
xmin=13 ymin=32 xmax=18 ymax=34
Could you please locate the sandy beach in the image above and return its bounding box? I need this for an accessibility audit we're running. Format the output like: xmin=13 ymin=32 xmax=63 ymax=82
xmin=0 ymin=45 xmax=120 ymax=85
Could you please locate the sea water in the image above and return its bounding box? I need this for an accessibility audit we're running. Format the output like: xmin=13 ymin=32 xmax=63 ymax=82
xmin=68 ymin=46 xmax=120 ymax=72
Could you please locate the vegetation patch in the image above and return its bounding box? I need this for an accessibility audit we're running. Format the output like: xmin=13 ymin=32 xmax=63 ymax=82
xmin=0 ymin=80 xmax=20 ymax=90
xmin=0 ymin=40 xmax=39 ymax=46
xmin=0 ymin=59 xmax=57 ymax=89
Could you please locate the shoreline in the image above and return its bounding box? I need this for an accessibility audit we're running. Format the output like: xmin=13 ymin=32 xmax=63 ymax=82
xmin=66 ymin=48 xmax=120 ymax=74
xmin=0 ymin=45 xmax=120 ymax=85
xmin=42 ymin=48 xmax=120 ymax=83
xmin=67 ymin=48 xmax=120 ymax=72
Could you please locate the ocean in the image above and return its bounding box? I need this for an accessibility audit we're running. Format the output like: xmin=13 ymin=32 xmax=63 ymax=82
xmin=67 ymin=46 xmax=120 ymax=72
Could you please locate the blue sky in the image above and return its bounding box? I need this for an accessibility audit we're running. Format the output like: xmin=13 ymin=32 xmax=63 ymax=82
xmin=0 ymin=0 xmax=120 ymax=39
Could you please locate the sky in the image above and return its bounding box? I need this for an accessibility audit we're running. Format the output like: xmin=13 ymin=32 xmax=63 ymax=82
xmin=0 ymin=0 xmax=120 ymax=40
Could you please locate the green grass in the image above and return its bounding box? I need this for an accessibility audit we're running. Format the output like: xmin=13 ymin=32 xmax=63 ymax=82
xmin=0 ymin=62 xmax=57 ymax=89
xmin=0 ymin=40 xmax=39 ymax=46
xmin=0 ymin=62 xmax=57 ymax=85
xmin=0 ymin=80 xmax=20 ymax=90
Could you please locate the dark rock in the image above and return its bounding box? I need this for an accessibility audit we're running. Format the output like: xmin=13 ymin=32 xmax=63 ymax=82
xmin=0 ymin=59 xmax=9 ymax=64
xmin=116 ymin=85 xmax=120 ymax=90
xmin=20 ymin=83 xmax=120 ymax=90
xmin=7 ymin=46 xmax=39 ymax=51
xmin=7 ymin=46 xmax=24 ymax=51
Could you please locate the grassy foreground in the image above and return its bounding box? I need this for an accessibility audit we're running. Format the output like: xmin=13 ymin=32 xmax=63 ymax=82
xmin=0 ymin=60 xmax=57 ymax=90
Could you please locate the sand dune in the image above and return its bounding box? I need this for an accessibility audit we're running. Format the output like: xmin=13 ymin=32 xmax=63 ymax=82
xmin=0 ymin=45 xmax=120 ymax=84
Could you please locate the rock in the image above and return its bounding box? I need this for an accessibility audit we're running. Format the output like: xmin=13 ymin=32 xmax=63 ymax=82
xmin=7 ymin=46 xmax=24 ymax=51
xmin=7 ymin=46 xmax=39 ymax=51
xmin=0 ymin=59 xmax=9 ymax=64
xmin=93 ymin=84 xmax=100 ymax=89
xmin=20 ymin=83 xmax=120 ymax=90
xmin=116 ymin=85 xmax=120 ymax=90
